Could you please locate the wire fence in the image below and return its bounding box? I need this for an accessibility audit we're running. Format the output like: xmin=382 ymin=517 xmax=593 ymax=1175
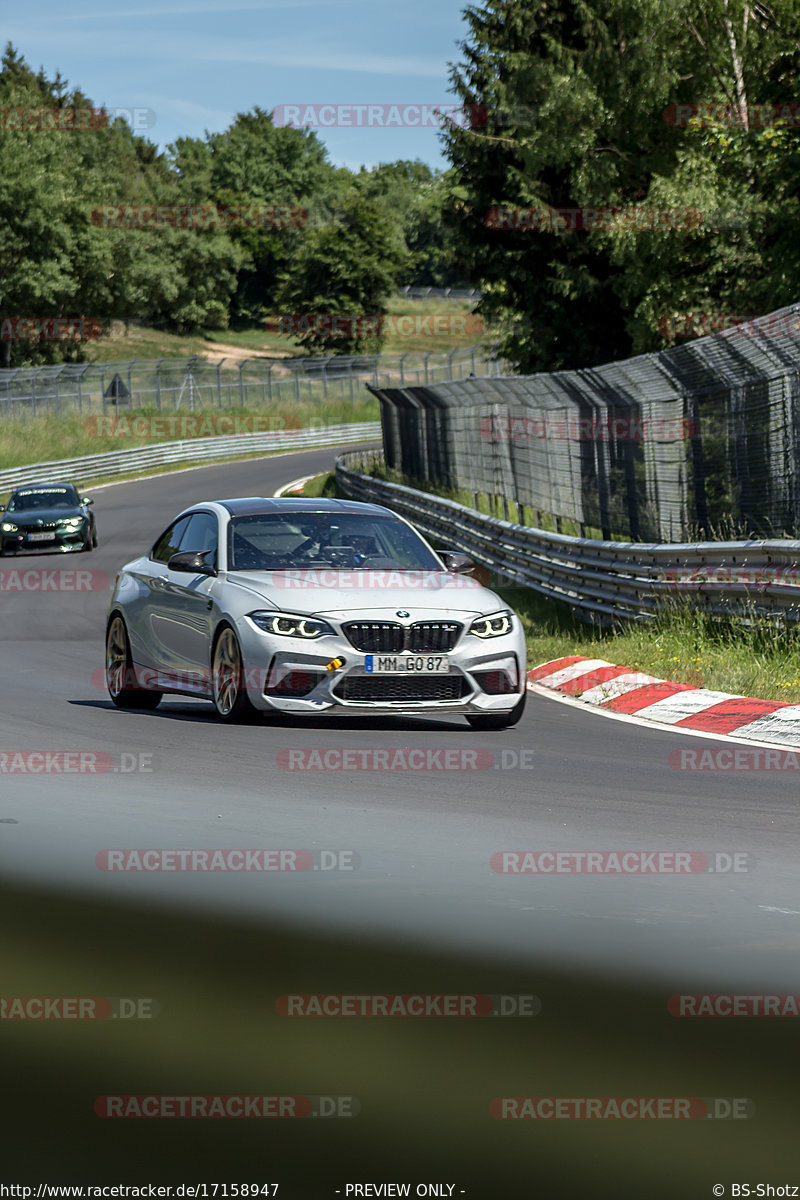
xmin=396 ymin=286 xmax=482 ymax=302
xmin=0 ymin=345 xmax=497 ymax=422
xmin=369 ymin=304 xmax=800 ymax=543
xmin=337 ymin=449 xmax=800 ymax=626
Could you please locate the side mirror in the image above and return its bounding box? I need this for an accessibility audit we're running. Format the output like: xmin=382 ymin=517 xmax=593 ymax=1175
xmin=82 ymin=496 xmax=94 ymax=505
xmin=439 ymin=550 xmax=476 ymax=574
xmin=168 ymin=550 xmax=217 ymax=576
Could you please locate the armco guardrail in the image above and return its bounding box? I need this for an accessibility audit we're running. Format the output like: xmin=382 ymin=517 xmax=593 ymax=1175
xmin=336 ymin=450 xmax=800 ymax=625
xmin=0 ymin=423 xmax=380 ymax=494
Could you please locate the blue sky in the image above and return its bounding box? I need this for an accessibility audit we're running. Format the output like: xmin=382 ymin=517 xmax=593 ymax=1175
xmin=6 ymin=0 xmax=472 ymax=171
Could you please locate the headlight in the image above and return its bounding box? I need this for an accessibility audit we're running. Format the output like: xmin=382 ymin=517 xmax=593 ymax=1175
xmin=249 ymin=611 xmax=334 ymax=639
xmin=58 ymin=517 xmax=85 ymax=528
xmin=1 ymin=522 xmax=18 ymax=533
xmin=469 ymin=611 xmax=514 ymax=638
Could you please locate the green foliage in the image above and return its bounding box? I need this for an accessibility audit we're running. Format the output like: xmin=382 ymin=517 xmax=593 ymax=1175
xmin=273 ymin=187 xmax=411 ymax=354
xmin=440 ymin=0 xmax=800 ymax=371
xmin=0 ymin=45 xmax=459 ymax=366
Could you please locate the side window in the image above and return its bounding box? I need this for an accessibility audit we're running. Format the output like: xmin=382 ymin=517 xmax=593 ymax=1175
xmin=178 ymin=512 xmax=218 ymax=562
xmin=150 ymin=517 xmax=191 ymax=564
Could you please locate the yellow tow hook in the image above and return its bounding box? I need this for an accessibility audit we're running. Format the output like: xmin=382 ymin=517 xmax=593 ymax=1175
xmin=326 ymin=657 xmax=346 ymax=672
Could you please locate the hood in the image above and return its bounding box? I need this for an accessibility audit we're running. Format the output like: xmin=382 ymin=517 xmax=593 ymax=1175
xmin=9 ymin=507 xmax=82 ymax=524
xmin=224 ymin=568 xmax=501 ymax=618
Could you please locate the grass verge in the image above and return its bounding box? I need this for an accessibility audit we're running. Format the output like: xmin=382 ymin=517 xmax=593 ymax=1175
xmin=0 ymin=398 xmax=379 ymax=482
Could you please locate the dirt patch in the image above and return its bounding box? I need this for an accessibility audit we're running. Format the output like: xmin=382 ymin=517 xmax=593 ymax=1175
xmin=198 ymin=340 xmax=295 ymax=363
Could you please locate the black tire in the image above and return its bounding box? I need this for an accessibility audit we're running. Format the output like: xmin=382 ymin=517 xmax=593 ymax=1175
xmin=106 ymin=614 xmax=163 ymax=709
xmin=82 ymin=536 xmax=93 ymax=552
xmin=211 ymin=625 xmax=257 ymax=722
xmin=466 ymin=691 xmax=526 ymax=731
xmin=91 ymin=525 xmax=98 ymax=548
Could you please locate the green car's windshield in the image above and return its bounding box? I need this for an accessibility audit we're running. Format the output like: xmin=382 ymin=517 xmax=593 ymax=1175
xmin=227 ymin=512 xmax=442 ymax=571
xmin=9 ymin=488 xmax=78 ymax=512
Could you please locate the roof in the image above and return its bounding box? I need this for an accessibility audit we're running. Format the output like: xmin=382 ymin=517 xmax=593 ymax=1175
xmin=212 ymin=497 xmax=392 ymax=518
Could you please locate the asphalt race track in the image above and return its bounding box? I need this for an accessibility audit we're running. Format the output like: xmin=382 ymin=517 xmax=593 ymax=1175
xmin=2 ymin=445 xmax=799 ymax=1195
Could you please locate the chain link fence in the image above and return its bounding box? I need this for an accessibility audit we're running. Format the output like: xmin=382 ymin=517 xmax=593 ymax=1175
xmin=0 ymin=345 xmax=496 ymax=422
xmin=369 ymin=304 xmax=800 ymax=543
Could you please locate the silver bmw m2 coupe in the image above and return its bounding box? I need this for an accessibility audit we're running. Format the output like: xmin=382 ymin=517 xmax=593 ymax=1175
xmin=105 ymin=497 xmax=527 ymax=729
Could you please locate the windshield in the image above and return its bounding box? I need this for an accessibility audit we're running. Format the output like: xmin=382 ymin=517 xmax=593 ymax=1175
xmin=227 ymin=512 xmax=442 ymax=571
xmin=8 ymin=488 xmax=78 ymax=512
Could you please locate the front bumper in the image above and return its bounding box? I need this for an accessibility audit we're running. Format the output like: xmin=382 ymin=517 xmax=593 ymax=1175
xmin=237 ymin=621 xmax=527 ymax=716
xmin=1 ymin=527 xmax=88 ymax=553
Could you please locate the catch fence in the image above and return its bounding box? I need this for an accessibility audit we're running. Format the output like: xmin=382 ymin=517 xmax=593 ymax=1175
xmin=369 ymin=305 xmax=800 ymax=542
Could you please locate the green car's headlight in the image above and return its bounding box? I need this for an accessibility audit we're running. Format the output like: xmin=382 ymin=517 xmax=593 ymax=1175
xmin=469 ymin=611 xmax=514 ymax=638
xmin=249 ymin=611 xmax=334 ymax=639
xmin=1 ymin=522 xmax=18 ymax=533
xmin=58 ymin=517 xmax=85 ymax=528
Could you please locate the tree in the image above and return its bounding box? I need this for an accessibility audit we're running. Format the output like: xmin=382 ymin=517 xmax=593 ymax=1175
xmin=272 ymin=188 xmax=410 ymax=355
xmin=439 ymin=0 xmax=800 ymax=371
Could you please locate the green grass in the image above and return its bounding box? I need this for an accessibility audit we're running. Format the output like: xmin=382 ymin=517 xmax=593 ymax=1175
xmin=300 ymin=469 xmax=800 ymax=706
xmin=494 ymin=582 xmax=800 ymax=705
xmin=0 ymin=397 xmax=380 ymax=485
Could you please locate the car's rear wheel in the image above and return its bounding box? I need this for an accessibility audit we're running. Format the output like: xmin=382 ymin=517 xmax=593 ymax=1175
xmin=211 ymin=625 xmax=256 ymax=722
xmin=466 ymin=691 xmax=526 ymax=731
xmin=106 ymin=615 xmax=162 ymax=709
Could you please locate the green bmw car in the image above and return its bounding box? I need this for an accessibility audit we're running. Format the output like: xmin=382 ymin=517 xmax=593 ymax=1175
xmin=0 ymin=484 xmax=97 ymax=554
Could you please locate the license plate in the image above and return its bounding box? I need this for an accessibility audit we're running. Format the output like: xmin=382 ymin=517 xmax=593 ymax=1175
xmin=365 ymin=654 xmax=450 ymax=674
xmin=27 ymin=532 xmax=52 ymax=542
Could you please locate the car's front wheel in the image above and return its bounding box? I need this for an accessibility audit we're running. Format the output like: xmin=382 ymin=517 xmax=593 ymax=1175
xmin=106 ymin=615 xmax=162 ymax=709
xmin=211 ymin=625 xmax=257 ymax=722
xmin=466 ymin=691 xmax=526 ymax=731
